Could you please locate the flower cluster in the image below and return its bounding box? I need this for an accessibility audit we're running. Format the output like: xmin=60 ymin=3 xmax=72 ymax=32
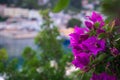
xmin=69 ymin=12 xmax=119 ymax=80
xmin=70 ymin=12 xmax=106 ymax=70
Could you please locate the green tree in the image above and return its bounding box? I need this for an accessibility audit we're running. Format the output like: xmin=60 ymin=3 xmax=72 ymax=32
xmin=27 ymin=10 xmax=73 ymax=80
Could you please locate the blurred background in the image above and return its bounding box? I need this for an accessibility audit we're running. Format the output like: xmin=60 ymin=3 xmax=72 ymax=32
xmin=0 ymin=0 xmax=101 ymax=57
xmin=0 ymin=0 xmax=119 ymax=80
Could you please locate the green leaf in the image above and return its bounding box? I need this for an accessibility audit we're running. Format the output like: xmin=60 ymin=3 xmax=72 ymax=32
xmin=106 ymin=56 xmax=114 ymax=62
xmin=90 ymin=53 xmax=107 ymax=65
xmin=104 ymin=20 xmax=115 ymax=32
xmin=98 ymin=33 xmax=106 ymax=39
xmin=103 ymin=24 xmax=111 ymax=32
xmin=53 ymin=0 xmax=70 ymax=13
xmin=95 ymin=63 xmax=106 ymax=73
xmin=105 ymin=17 xmax=113 ymax=24
xmin=114 ymin=34 xmax=120 ymax=41
xmin=94 ymin=22 xmax=100 ymax=28
xmin=89 ymin=30 xmax=96 ymax=36
xmin=97 ymin=53 xmax=107 ymax=61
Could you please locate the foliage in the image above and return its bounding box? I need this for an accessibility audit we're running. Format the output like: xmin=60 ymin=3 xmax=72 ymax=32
xmin=67 ymin=18 xmax=82 ymax=28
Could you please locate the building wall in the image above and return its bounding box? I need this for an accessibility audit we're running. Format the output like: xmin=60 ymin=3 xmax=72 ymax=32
xmin=4 ymin=7 xmax=29 ymax=17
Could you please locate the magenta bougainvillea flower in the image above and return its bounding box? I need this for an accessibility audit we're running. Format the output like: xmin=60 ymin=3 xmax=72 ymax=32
xmin=85 ymin=12 xmax=105 ymax=35
xmin=90 ymin=72 xmax=117 ymax=80
xmin=72 ymin=53 xmax=90 ymax=70
xmin=70 ymin=35 xmax=105 ymax=56
xmin=97 ymin=28 xmax=105 ymax=34
xmin=88 ymin=12 xmax=103 ymax=22
xmin=69 ymin=26 xmax=89 ymax=48
xmin=82 ymin=36 xmax=105 ymax=56
xmin=73 ymin=26 xmax=89 ymax=34
xmin=69 ymin=33 xmax=89 ymax=47
xmin=85 ymin=21 xmax=93 ymax=29
xmin=85 ymin=20 xmax=105 ymax=34
xmin=110 ymin=47 xmax=119 ymax=56
xmin=72 ymin=43 xmax=92 ymax=56
xmin=87 ymin=11 xmax=105 ymax=27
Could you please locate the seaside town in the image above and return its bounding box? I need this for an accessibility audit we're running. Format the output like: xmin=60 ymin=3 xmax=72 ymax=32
xmin=0 ymin=0 xmax=100 ymax=56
